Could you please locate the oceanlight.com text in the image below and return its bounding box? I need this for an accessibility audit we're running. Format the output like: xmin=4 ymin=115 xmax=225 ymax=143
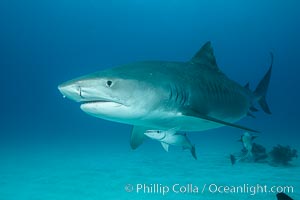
xmin=207 ymin=183 xmax=294 ymax=196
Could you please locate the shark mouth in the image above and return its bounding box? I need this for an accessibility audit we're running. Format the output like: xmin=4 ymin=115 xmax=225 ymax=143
xmin=76 ymin=87 xmax=124 ymax=106
xmin=81 ymin=100 xmax=114 ymax=104
xmin=80 ymin=99 xmax=124 ymax=106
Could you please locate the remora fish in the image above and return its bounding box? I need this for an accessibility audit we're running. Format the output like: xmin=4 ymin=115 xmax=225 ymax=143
xmin=58 ymin=41 xmax=273 ymax=149
xmin=144 ymin=128 xmax=197 ymax=159
xmin=240 ymin=132 xmax=257 ymax=158
xmin=230 ymin=132 xmax=258 ymax=164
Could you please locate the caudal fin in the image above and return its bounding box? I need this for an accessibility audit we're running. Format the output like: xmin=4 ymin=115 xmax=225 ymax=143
xmin=191 ymin=145 xmax=197 ymax=160
xmin=230 ymin=154 xmax=236 ymax=165
xmin=254 ymin=53 xmax=273 ymax=114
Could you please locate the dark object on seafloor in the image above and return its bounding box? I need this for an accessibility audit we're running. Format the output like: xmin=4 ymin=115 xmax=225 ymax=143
xmin=252 ymin=143 xmax=267 ymax=154
xmin=269 ymin=145 xmax=298 ymax=166
xmin=240 ymin=142 xmax=268 ymax=162
xmin=231 ymin=143 xmax=297 ymax=166
xmin=252 ymin=143 xmax=268 ymax=162
xmin=276 ymin=192 xmax=293 ymax=200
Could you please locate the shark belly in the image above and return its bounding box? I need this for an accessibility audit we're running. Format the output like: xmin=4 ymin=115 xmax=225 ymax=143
xmin=128 ymin=110 xmax=246 ymax=132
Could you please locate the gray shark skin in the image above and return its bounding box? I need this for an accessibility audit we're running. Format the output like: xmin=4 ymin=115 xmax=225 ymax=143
xmin=58 ymin=41 xmax=273 ymax=149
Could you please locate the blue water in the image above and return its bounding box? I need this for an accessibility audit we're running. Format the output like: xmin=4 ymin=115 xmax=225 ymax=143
xmin=1 ymin=0 xmax=299 ymax=199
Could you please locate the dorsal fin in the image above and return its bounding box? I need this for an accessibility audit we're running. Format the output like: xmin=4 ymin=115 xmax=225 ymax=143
xmin=190 ymin=41 xmax=219 ymax=71
xmin=250 ymin=106 xmax=259 ymax=112
xmin=244 ymin=82 xmax=250 ymax=90
xmin=247 ymin=111 xmax=256 ymax=118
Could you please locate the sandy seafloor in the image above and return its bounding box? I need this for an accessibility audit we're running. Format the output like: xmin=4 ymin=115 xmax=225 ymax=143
xmin=0 ymin=138 xmax=298 ymax=200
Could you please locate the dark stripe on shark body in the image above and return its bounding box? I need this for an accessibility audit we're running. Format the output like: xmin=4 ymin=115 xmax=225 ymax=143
xmin=207 ymin=80 xmax=227 ymax=104
xmin=168 ymin=84 xmax=173 ymax=101
xmin=174 ymin=85 xmax=179 ymax=103
xmin=183 ymin=88 xmax=188 ymax=106
xmin=169 ymin=84 xmax=189 ymax=106
xmin=179 ymin=87 xmax=185 ymax=105
xmin=215 ymin=82 xmax=222 ymax=102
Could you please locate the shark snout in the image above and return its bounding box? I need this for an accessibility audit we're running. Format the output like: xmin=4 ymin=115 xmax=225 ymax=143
xmin=58 ymin=82 xmax=83 ymax=102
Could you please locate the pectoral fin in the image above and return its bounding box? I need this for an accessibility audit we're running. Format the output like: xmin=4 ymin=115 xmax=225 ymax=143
xmin=191 ymin=145 xmax=197 ymax=160
xmin=130 ymin=126 xmax=148 ymax=150
xmin=161 ymin=142 xmax=169 ymax=152
xmin=247 ymin=111 xmax=256 ymax=118
xmin=251 ymin=136 xmax=258 ymax=140
xmin=182 ymin=109 xmax=260 ymax=133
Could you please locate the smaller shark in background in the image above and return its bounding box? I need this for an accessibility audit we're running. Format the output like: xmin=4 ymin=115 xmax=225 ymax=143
xmin=144 ymin=128 xmax=197 ymax=159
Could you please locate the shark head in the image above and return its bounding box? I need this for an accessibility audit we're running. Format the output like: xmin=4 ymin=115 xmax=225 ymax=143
xmin=144 ymin=130 xmax=166 ymax=141
xmin=58 ymin=63 xmax=168 ymax=124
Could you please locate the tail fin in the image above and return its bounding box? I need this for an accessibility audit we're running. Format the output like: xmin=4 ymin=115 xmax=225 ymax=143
xmin=191 ymin=145 xmax=197 ymax=160
xmin=254 ymin=53 xmax=273 ymax=114
xmin=230 ymin=154 xmax=236 ymax=165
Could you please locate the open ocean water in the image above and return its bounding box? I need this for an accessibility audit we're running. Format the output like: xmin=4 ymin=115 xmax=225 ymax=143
xmin=0 ymin=0 xmax=299 ymax=200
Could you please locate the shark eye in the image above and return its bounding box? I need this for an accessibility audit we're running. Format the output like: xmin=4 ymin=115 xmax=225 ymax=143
xmin=106 ymin=80 xmax=113 ymax=87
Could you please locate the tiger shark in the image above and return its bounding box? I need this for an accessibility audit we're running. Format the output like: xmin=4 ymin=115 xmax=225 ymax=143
xmin=58 ymin=41 xmax=273 ymax=149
